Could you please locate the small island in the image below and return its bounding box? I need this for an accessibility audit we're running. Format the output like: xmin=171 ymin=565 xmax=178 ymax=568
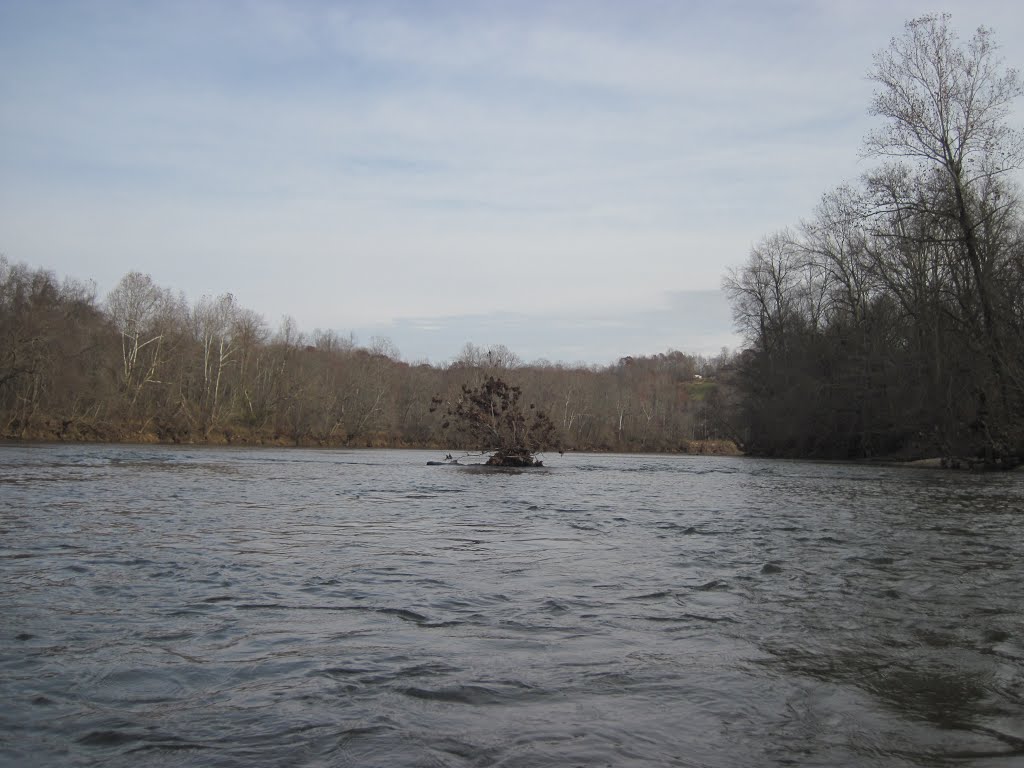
xmin=430 ymin=376 xmax=559 ymax=467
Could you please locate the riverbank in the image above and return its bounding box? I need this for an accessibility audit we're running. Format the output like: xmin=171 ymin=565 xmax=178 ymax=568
xmin=897 ymin=456 xmax=1024 ymax=471
xmin=10 ymin=422 xmax=1022 ymax=471
xmin=1 ymin=420 xmax=743 ymax=457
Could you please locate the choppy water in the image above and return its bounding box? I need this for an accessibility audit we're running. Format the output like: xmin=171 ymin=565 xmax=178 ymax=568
xmin=1 ymin=445 xmax=1023 ymax=767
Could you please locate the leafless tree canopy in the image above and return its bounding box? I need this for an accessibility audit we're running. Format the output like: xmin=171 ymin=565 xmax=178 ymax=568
xmin=724 ymin=14 xmax=1024 ymax=465
xmin=0 ymin=257 xmax=736 ymax=453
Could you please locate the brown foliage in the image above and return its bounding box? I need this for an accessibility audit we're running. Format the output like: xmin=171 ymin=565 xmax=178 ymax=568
xmin=0 ymin=260 xmax=738 ymax=454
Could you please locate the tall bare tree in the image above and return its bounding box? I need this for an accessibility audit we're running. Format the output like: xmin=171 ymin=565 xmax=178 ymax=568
xmin=105 ymin=272 xmax=184 ymax=413
xmin=865 ymin=14 xmax=1023 ymax=434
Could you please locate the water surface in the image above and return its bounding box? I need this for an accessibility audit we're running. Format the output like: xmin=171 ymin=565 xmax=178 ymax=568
xmin=1 ymin=445 xmax=1022 ymax=766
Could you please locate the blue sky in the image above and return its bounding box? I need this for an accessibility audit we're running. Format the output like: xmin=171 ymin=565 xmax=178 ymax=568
xmin=2 ymin=1 xmax=1022 ymax=364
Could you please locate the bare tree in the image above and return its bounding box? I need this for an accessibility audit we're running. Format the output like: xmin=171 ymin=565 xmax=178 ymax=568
xmin=722 ymin=230 xmax=802 ymax=354
xmin=802 ymin=186 xmax=876 ymax=326
xmin=866 ymin=16 xmax=1022 ymax=355
xmin=105 ymin=272 xmax=182 ymax=411
xmin=865 ymin=13 xmax=1024 ymax=456
xmin=192 ymin=293 xmax=238 ymax=435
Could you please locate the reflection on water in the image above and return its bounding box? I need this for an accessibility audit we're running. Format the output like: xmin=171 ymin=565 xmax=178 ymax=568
xmin=1 ymin=445 xmax=1022 ymax=766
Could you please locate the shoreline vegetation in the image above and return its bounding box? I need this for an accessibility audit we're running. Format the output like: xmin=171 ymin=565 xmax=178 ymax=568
xmin=0 ymin=256 xmax=739 ymax=457
xmin=0 ymin=420 xmax=743 ymax=457
xmin=721 ymin=16 xmax=1024 ymax=470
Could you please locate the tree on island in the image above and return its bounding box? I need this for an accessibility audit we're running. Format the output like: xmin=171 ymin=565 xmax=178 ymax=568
xmin=431 ymin=376 xmax=560 ymax=466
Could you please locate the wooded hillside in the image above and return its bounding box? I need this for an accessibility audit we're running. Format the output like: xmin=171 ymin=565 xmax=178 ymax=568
xmin=0 ymin=258 xmax=735 ymax=453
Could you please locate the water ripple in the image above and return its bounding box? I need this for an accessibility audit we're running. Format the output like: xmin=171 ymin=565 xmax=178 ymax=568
xmin=1 ymin=446 xmax=1022 ymax=766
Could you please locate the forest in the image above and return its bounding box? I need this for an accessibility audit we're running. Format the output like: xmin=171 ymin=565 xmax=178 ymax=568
xmin=723 ymin=15 xmax=1023 ymax=466
xmin=0 ymin=257 xmax=736 ymax=454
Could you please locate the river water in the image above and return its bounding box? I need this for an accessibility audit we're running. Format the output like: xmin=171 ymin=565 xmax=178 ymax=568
xmin=1 ymin=445 xmax=1022 ymax=767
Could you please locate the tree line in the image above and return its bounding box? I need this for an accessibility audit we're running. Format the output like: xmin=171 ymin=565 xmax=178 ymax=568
xmin=723 ymin=15 xmax=1023 ymax=466
xmin=0 ymin=257 xmax=736 ymax=454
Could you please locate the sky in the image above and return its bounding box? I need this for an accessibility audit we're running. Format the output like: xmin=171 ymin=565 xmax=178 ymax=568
xmin=2 ymin=1 xmax=1022 ymax=365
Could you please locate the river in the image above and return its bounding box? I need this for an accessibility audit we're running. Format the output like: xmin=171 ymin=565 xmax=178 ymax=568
xmin=1 ymin=444 xmax=1022 ymax=766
